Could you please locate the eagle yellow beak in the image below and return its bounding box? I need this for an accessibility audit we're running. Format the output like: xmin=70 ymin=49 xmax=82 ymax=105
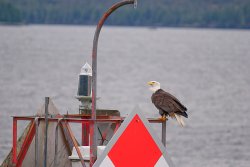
xmin=147 ymin=81 xmax=154 ymax=86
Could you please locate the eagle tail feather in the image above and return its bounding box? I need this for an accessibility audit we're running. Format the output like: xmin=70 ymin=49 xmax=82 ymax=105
xmin=180 ymin=116 xmax=185 ymax=126
xmin=175 ymin=111 xmax=188 ymax=118
xmin=174 ymin=113 xmax=185 ymax=127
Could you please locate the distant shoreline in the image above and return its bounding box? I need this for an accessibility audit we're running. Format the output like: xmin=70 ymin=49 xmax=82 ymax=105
xmin=1 ymin=0 xmax=250 ymax=31
xmin=1 ymin=23 xmax=250 ymax=31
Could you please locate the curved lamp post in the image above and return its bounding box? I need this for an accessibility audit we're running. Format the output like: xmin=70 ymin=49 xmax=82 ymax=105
xmin=90 ymin=0 xmax=136 ymax=166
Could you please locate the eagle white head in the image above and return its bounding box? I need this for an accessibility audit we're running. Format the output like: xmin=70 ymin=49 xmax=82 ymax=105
xmin=147 ymin=81 xmax=161 ymax=93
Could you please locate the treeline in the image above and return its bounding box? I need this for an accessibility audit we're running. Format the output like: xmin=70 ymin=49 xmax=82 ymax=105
xmin=0 ymin=0 xmax=250 ymax=28
xmin=0 ymin=0 xmax=21 ymax=23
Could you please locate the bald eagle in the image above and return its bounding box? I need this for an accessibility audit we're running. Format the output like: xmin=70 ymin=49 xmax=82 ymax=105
xmin=147 ymin=81 xmax=188 ymax=126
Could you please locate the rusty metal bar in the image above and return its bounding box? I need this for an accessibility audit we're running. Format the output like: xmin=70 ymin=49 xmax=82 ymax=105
xmin=12 ymin=116 xmax=124 ymax=123
xmin=82 ymin=119 xmax=86 ymax=146
xmin=82 ymin=122 xmax=89 ymax=146
xmin=54 ymin=118 xmax=62 ymax=167
xmin=64 ymin=121 xmax=86 ymax=167
xmin=162 ymin=120 xmax=167 ymax=147
xmin=12 ymin=117 xmax=17 ymax=165
xmin=148 ymin=118 xmax=167 ymax=123
xmin=11 ymin=116 xmax=34 ymax=120
xmin=43 ymin=97 xmax=49 ymax=167
xmin=82 ymin=115 xmax=90 ymax=146
xmin=64 ymin=114 xmax=123 ymax=119
xmin=12 ymin=116 xmax=163 ymax=124
xmin=91 ymin=1 xmax=135 ymax=165
xmin=86 ymin=122 xmax=90 ymax=146
xmin=114 ymin=122 xmax=121 ymax=133
xmin=35 ymin=117 xmax=39 ymax=167
xmin=65 ymin=118 xmax=122 ymax=123
xmin=16 ymin=121 xmax=36 ymax=167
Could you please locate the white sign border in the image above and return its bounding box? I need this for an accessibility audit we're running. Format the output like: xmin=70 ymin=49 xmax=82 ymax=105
xmin=93 ymin=106 xmax=175 ymax=167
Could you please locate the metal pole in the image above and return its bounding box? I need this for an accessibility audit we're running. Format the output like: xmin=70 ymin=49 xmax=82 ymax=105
xmin=43 ymin=97 xmax=49 ymax=167
xmin=86 ymin=122 xmax=90 ymax=146
xmin=82 ymin=120 xmax=84 ymax=145
xmin=12 ymin=118 xmax=17 ymax=165
xmin=35 ymin=117 xmax=39 ymax=167
xmin=90 ymin=0 xmax=135 ymax=166
xmin=162 ymin=120 xmax=167 ymax=147
xmin=82 ymin=122 xmax=89 ymax=146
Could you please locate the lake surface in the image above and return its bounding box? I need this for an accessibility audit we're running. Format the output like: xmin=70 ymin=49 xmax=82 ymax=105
xmin=0 ymin=25 xmax=250 ymax=166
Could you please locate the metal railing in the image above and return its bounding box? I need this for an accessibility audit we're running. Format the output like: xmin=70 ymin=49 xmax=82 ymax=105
xmin=11 ymin=114 xmax=166 ymax=167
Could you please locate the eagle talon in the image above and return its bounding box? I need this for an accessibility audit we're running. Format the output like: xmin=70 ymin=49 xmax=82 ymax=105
xmin=159 ymin=115 xmax=167 ymax=121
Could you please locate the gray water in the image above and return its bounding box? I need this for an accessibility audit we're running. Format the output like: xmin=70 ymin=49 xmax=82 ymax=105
xmin=0 ymin=25 xmax=250 ymax=166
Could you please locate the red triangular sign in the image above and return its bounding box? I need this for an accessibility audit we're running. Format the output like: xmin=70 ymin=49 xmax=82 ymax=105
xmin=94 ymin=107 xmax=174 ymax=167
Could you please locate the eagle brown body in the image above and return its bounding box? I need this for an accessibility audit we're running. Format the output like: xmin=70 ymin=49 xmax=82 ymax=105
xmin=151 ymin=89 xmax=188 ymax=120
xmin=148 ymin=81 xmax=188 ymax=126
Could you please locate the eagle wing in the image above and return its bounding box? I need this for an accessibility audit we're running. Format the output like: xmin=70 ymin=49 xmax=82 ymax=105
xmin=160 ymin=90 xmax=187 ymax=111
xmin=151 ymin=89 xmax=188 ymax=117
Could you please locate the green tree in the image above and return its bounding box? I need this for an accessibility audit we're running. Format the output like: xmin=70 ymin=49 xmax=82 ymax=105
xmin=0 ymin=0 xmax=22 ymax=23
